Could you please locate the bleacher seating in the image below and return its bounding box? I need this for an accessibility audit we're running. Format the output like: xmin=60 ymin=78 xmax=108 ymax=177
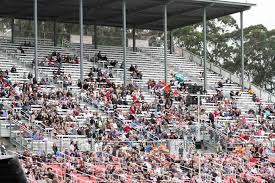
xmin=0 ymin=37 xmax=274 ymax=182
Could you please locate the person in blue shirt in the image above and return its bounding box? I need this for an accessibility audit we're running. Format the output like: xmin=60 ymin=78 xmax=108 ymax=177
xmin=1 ymin=110 xmax=8 ymax=118
xmin=145 ymin=145 xmax=152 ymax=153
xmin=130 ymin=121 xmax=138 ymax=129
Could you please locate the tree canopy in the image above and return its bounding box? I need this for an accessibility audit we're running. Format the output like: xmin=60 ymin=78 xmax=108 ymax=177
xmin=173 ymin=16 xmax=275 ymax=90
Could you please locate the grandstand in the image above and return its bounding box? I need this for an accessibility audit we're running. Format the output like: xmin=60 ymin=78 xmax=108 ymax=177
xmin=0 ymin=0 xmax=274 ymax=183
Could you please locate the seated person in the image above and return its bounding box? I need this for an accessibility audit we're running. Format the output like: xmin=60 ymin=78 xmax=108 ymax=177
xmin=230 ymin=90 xmax=235 ymax=99
xmin=10 ymin=65 xmax=17 ymax=73
xmin=4 ymin=70 xmax=9 ymax=77
xmin=17 ymin=46 xmax=25 ymax=54
xmin=97 ymin=51 xmax=103 ymax=60
xmin=74 ymin=57 xmax=80 ymax=64
xmin=53 ymin=68 xmax=64 ymax=76
xmin=101 ymin=54 xmax=108 ymax=61
xmin=248 ymin=87 xmax=254 ymax=95
xmin=120 ymin=62 xmax=124 ymax=69
xmin=27 ymin=72 xmax=33 ymax=79
xmin=109 ymin=60 xmax=117 ymax=67
xmin=26 ymin=41 xmax=32 ymax=47
xmin=252 ymin=93 xmax=257 ymax=102
xmin=218 ymin=80 xmax=223 ymax=88
xmin=48 ymin=56 xmax=56 ymax=66
xmin=52 ymin=51 xmax=57 ymax=56
xmin=136 ymin=70 xmax=142 ymax=79
xmin=129 ymin=65 xmax=135 ymax=72
xmin=134 ymin=65 xmax=138 ymax=71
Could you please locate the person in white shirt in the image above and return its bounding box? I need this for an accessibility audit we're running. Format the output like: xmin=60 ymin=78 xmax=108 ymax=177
xmin=215 ymin=174 xmax=222 ymax=183
xmin=69 ymin=141 xmax=75 ymax=151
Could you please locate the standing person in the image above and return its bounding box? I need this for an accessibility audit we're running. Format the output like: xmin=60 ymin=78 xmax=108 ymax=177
xmin=0 ymin=142 xmax=6 ymax=155
xmin=52 ymin=143 xmax=58 ymax=156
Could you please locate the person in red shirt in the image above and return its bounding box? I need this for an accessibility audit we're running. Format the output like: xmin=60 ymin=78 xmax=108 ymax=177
xmin=213 ymin=110 xmax=219 ymax=118
xmin=132 ymin=95 xmax=137 ymax=103
xmin=129 ymin=105 xmax=136 ymax=114
xmin=240 ymin=133 xmax=249 ymax=141
xmin=124 ymin=125 xmax=131 ymax=133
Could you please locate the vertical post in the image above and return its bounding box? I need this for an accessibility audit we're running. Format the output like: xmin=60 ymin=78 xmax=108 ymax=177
xmin=240 ymin=11 xmax=244 ymax=91
xmin=94 ymin=25 xmax=97 ymax=49
xmin=198 ymin=151 xmax=202 ymax=182
xmin=31 ymin=139 xmax=33 ymax=151
xmin=34 ymin=0 xmax=38 ymax=80
xmin=53 ymin=19 xmax=57 ymax=46
xmin=163 ymin=3 xmax=168 ymax=82
xmin=122 ymin=0 xmax=127 ymax=85
xmin=45 ymin=140 xmax=48 ymax=154
xmin=203 ymin=7 xmax=207 ymax=92
xmin=20 ymin=136 xmax=23 ymax=151
xmin=197 ymin=95 xmax=201 ymax=142
xmin=9 ymin=121 xmax=11 ymax=140
xmin=60 ymin=138 xmax=62 ymax=152
xmin=0 ymin=118 xmax=1 ymax=138
xmin=11 ymin=18 xmax=15 ymax=43
xmin=169 ymin=31 xmax=173 ymax=54
xmin=79 ymin=0 xmax=84 ymax=82
xmin=132 ymin=25 xmax=136 ymax=52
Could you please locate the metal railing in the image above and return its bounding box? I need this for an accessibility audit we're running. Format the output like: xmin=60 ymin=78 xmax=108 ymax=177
xmin=176 ymin=47 xmax=275 ymax=102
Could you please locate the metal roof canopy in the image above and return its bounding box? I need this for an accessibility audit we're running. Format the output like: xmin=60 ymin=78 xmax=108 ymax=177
xmin=0 ymin=0 xmax=254 ymax=30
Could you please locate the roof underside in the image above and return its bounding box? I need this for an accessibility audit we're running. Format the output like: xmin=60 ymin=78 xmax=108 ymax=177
xmin=0 ymin=0 xmax=254 ymax=30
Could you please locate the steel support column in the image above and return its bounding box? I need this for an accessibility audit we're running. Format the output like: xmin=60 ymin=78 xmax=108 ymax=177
xmin=203 ymin=7 xmax=207 ymax=92
xmin=169 ymin=31 xmax=173 ymax=54
xmin=132 ymin=25 xmax=136 ymax=52
xmin=11 ymin=18 xmax=15 ymax=43
xmin=122 ymin=0 xmax=127 ymax=85
xmin=34 ymin=0 xmax=38 ymax=80
xmin=53 ymin=20 xmax=57 ymax=46
xmin=163 ymin=3 xmax=168 ymax=82
xmin=79 ymin=0 xmax=84 ymax=82
xmin=94 ymin=25 xmax=97 ymax=49
xmin=241 ymin=11 xmax=244 ymax=91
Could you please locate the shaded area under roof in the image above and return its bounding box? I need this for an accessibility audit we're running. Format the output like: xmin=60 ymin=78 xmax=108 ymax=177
xmin=0 ymin=0 xmax=255 ymax=30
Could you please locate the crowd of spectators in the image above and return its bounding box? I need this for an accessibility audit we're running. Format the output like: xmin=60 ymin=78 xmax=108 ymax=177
xmin=78 ymin=58 xmax=275 ymax=182
xmin=1 ymin=47 xmax=275 ymax=183
xmin=41 ymin=51 xmax=80 ymax=67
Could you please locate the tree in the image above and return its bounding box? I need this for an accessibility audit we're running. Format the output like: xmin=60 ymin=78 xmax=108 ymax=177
xmin=173 ymin=16 xmax=275 ymax=88
xmin=173 ymin=16 xmax=239 ymax=65
xmin=0 ymin=18 xmax=11 ymax=33
xmin=245 ymin=25 xmax=275 ymax=86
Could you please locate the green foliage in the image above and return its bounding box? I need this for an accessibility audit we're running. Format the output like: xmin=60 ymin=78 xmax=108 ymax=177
xmin=173 ymin=16 xmax=239 ymax=65
xmin=229 ymin=24 xmax=275 ymax=86
xmin=173 ymin=16 xmax=275 ymax=87
xmin=0 ymin=18 xmax=10 ymax=32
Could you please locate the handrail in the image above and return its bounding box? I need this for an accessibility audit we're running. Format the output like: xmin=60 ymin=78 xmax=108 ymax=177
xmin=176 ymin=47 xmax=275 ymax=103
xmin=203 ymin=123 xmax=227 ymax=139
